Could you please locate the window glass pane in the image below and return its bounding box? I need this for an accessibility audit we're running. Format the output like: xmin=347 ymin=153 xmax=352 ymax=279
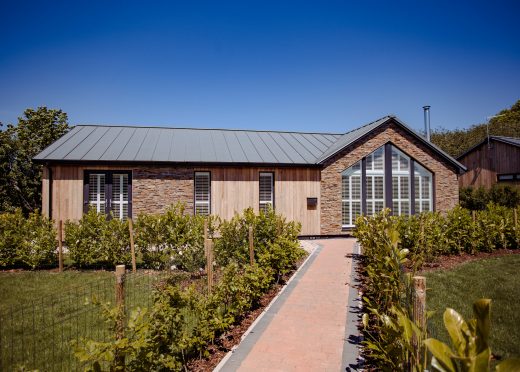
xmin=195 ymin=172 xmax=210 ymax=215
xmin=414 ymin=163 xmax=433 ymax=213
xmin=399 ymin=156 xmax=409 ymax=171
xmin=373 ymin=148 xmax=384 ymax=170
xmin=342 ymin=201 xmax=350 ymax=225
xmin=342 ymin=161 xmax=362 ymax=226
xmin=351 ymin=176 xmax=361 ymax=199
xmin=342 ymin=177 xmax=349 ymax=199
xmin=259 ymin=173 xmax=274 ymax=211
xmin=375 ymin=201 xmax=384 ymax=214
xmin=400 ymin=177 xmax=409 ymax=199
xmin=366 ymin=153 xmax=373 ymax=171
xmin=393 ymin=201 xmax=399 ymax=214
xmin=89 ymin=174 xmax=106 ymax=213
xmin=352 ymin=202 xmax=361 ymax=221
xmin=366 ymin=177 xmax=373 ymax=199
xmin=392 ymin=151 xmax=399 ymax=171
xmin=374 ymin=176 xmax=384 ymax=199
xmin=392 ymin=176 xmax=399 ymax=199
xmin=422 ymin=176 xmax=430 ymax=198
xmin=112 ymin=173 xmax=129 ymax=220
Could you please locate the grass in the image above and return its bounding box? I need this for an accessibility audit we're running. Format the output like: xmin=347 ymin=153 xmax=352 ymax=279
xmin=424 ymin=254 xmax=520 ymax=362
xmin=0 ymin=269 xmax=167 ymax=371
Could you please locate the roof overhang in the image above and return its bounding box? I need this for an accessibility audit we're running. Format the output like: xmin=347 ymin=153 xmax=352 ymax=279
xmin=317 ymin=116 xmax=467 ymax=174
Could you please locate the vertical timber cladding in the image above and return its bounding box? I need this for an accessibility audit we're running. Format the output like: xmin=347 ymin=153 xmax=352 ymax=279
xmin=319 ymin=121 xmax=460 ymax=235
xmin=45 ymin=165 xmax=321 ymax=236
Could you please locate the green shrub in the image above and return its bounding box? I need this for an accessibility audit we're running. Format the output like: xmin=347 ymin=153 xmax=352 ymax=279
xmin=18 ymin=211 xmax=57 ymax=269
xmin=354 ymin=210 xmax=424 ymax=370
xmin=0 ymin=209 xmax=56 ymax=269
xmin=65 ymin=208 xmax=130 ymax=268
xmin=74 ymin=262 xmax=276 ymax=371
xmin=134 ymin=203 xmax=219 ymax=271
xmin=214 ymin=207 xmax=305 ymax=281
xmin=0 ymin=209 xmax=25 ymax=267
xmin=460 ymin=185 xmax=520 ymax=210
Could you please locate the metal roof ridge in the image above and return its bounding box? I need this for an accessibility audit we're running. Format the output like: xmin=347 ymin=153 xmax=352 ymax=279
xmin=72 ymin=124 xmax=343 ymax=136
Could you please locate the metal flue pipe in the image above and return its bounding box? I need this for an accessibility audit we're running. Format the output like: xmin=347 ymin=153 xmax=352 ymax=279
xmin=423 ymin=105 xmax=431 ymax=141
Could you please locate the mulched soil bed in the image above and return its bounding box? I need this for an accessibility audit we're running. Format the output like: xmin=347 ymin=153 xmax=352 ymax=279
xmin=417 ymin=248 xmax=520 ymax=273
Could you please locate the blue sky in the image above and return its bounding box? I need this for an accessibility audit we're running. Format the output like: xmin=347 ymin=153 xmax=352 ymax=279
xmin=1 ymin=0 xmax=519 ymax=134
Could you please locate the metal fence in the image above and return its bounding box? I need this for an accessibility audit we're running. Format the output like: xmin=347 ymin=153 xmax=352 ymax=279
xmin=0 ymin=269 xmax=168 ymax=371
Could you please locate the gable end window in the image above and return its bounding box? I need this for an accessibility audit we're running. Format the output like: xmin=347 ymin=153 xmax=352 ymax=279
xmin=341 ymin=144 xmax=434 ymax=228
xmin=84 ymin=171 xmax=132 ymax=220
xmin=259 ymin=172 xmax=274 ymax=212
xmin=194 ymin=172 xmax=211 ymax=215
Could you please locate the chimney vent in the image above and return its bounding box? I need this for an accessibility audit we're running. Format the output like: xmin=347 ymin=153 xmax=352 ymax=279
xmin=423 ymin=105 xmax=431 ymax=141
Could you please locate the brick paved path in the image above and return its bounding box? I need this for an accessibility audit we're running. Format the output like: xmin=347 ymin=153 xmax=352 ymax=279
xmin=218 ymin=238 xmax=358 ymax=372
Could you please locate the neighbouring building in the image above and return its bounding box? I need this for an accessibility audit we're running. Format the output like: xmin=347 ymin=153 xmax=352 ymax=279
xmin=457 ymin=136 xmax=520 ymax=189
xmin=34 ymin=115 xmax=465 ymax=236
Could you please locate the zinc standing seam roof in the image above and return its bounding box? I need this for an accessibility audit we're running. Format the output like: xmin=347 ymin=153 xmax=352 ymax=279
xmin=33 ymin=116 xmax=466 ymax=171
xmin=34 ymin=125 xmax=342 ymax=165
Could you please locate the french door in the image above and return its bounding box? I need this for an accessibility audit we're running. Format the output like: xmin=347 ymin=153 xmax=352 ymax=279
xmin=83 ymin=171 xmax=132 ymax=219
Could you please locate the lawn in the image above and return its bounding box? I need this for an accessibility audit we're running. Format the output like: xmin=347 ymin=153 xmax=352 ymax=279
xmin=424 ymin=254 xmax=520 ymax=362
xmin=0 ymin=269 xmax=167 ymax=371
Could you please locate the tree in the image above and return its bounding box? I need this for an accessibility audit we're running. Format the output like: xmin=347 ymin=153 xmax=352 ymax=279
xmin=0 ymin=107 xmax=69 ymax=214
xmin=431 ymin=99 xmax=520 ymax=158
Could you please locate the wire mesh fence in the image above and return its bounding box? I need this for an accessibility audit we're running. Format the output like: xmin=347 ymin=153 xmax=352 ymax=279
xmin=0 ymin=269 xmax=168 ymax=371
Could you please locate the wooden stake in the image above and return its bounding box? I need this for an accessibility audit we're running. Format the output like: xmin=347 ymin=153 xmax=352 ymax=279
xmin=207 ymin=240 xmax=214 ymax=294
xmin=115 ymin=265 xmax=126 ymax=368
xmin=128 ymin=218 xmax=136 ymax=273
xmin=472 ymin=210 xmax=476 ymax=222
xmin=412 ymin=276 xmax=426 ymax=368
xmin=58 ymin=220 xmax=64 ymax=272
xmin=248 ymin=226 xmax=255 ymax=265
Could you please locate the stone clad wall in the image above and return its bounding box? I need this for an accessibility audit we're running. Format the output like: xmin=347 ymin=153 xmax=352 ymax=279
xmin=320 ymin=121 xmax=460 ymax=235
xmin=132 ymin=167 xmax=194 ymax=216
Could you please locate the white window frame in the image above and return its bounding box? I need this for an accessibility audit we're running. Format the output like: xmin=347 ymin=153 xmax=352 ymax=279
xmin=89 ymin=173 xmax=106 ymax=213
xmin=342 ymin=162 xmax=362 ymax=228
xmin=194 ymin=171 xmax=211 ymax=216
xmin=111 ymin=173 xmax=129 ymax=220
xmin=259 ymin=172 xmax=274 ymax=212
xmin=391 ymin=147 xmax=411 ymax=216
xmin=414 ymin=163 xmax=433 ymax=213
xmin=365 ymin=147 xmax=385 ymax=216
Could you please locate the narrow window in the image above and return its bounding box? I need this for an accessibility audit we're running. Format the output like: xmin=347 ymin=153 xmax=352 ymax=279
xmin=194 ymin=172 xmax=211 ymax=215
xmin=259 ymin=172 xmax=274 ymax=212
xmin=89 ymin=173 xmax=106 ymax=213
xmin=414 ymin=163 xmax=433 ymax=212
xmin=365 ymin=146 xmax=385 ymax=216
xmin=342 ymin=161 xmax=362 ymax=227
xmin=85 ymin=171 xmax=131 ymax=219
xmin=391 ymin=147 xmax=411 ymax=215
xmin=112 ymin=173 xmax=129 ymax=220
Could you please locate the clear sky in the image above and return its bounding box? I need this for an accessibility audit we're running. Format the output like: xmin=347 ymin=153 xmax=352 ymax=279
xmin=1 ymin=0 xmax=519 ymax=134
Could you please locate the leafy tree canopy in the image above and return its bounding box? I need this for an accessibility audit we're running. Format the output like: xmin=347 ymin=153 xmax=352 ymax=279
xmin=0 ymin=107 xmax=69 ymax=214
xmin=431 ymin=99 xmax=520 ymax=158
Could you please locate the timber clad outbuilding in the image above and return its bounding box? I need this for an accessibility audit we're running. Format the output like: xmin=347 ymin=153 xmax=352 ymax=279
xmin=34 ymin=116 xmax=466 ymax=236
xmin=457 ymin=136 xmax=520 ymax=189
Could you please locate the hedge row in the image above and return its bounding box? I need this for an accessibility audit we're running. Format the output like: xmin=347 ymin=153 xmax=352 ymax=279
xmin=0 ymin=210 xmax=56 ymax=269
xmin=394 ymin=204 xmax=519 ymax=269
xmin=1 ymin=203 xmax=305 ymax=274
xmin=354 ymin=204 xmax=519 ymax=369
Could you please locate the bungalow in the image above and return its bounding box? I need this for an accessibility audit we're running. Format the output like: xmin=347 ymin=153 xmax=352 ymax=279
xmin=34 ymin=115 xmax=465 ymax=236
